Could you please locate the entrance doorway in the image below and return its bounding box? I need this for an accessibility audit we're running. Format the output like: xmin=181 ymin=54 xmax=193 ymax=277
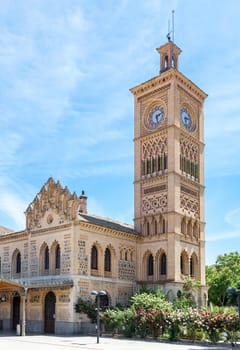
xmin=44 ymin=291 xmax=56 ymax=333
xmin=12 ymin=294 xmax=20 ymax=330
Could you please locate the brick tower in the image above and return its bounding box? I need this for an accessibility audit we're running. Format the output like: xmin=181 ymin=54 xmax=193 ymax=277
xmin=131 ymin=39 xmax=208 ymax=305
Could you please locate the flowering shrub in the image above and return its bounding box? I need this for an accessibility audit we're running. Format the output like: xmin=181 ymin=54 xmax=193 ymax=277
xmin=165 ymin=309 xmax=183 ymax=341
xmin=223 ymin=311 xmax=239 ymax=346
xmin=200 ymin=310 xmax=224 ymax=343
xmin=100 ymin=290 xmax=240 ymax=344
xmin=101 ymin=308 xmax=122 ymax=334
xmin=134 ymin=307 xmax=166 ymax=338
xmin=181 ymin=308 xmax=203 ymax=341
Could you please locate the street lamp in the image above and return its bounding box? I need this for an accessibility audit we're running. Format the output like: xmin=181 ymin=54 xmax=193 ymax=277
xmin=226 ymin=287 xmax=240 ymax=326
xmin=91 ymin=290 xmax=106 ymax=344
xmin=0 ymin=295 xmax=6 ymax=302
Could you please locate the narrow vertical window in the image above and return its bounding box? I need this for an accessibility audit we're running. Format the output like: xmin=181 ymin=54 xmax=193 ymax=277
xmin=160 ymin=253 xmax=167 ymax=275
xmin=125 ymin=251 xmax=128 ymax=261
xmin=164 ymin=56 xmax=168 ymax=69
xmin=141 ymin=160 xmax=145 ymax=175
xmin=45 ymin=247 xmax=49 ymax=270
xmin=154 ymin=220 xmax=158 ymax=235
xmin=180 ymin=255 xmax=183 ymax=274
xmin=146 ymin=222 xmax=150 ymax=236
xmin=16 ymin=252 xmax=21 ymax=273
xmin=55 ymin=244 xmax=60 ymax=269
xmin=91 ymin=246 xmax=98 ymax=269
xmin=148 ymin=254 xmax=154 ymax=276
xmin=164 ymin=153 xmax=168 ymax=170
xmin=162 ymin=218 xmax=166 ymax=233
xmin=147 ymin=159 xmax=151 ymax=174
xmin=190 ymin=257 xmax=194 ymax=277
xmin=104 ymin=248 xmax=111 ymax=272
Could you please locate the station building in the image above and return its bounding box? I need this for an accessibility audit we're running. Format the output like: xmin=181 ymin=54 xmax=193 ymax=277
xmin=0 ymin=38 xmax=208 ymax=334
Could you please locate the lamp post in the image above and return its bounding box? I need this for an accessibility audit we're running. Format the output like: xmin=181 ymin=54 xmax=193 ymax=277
xmin=226 ymin=287 xmax=240 ymax=326
xmin=91 ymin=290 xmax=106 ymax=344
xmin=0 ymin=295 xmax=6 ymax=302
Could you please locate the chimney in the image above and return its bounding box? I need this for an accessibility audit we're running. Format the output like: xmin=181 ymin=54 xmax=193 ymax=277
xmin=79 ymin=190 xmax=87 ymax=214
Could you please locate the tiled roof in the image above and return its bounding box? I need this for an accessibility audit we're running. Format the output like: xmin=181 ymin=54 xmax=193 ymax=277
xmin=79 ymin=214 xmax=137 ymax=235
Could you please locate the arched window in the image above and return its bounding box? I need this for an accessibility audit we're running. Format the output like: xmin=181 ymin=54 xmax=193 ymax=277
xmin=125 ymin=251 xmax=128 ymax=261
xmin=181 ymin=219 xmax=186 ymax=234
xmin=146 ymin=222 xmax=150 ymax=236
xmin=193 ymin=223 xmax=198 ymax=239
xmin=55 ymin=244 xmax=60 ymax=269
xmin=180 ymin=252 xmax=188 ymax=275
xmin=187 ymin=221 xmax=192 ymax=236
xmin=162 ymin=218 xmax=166 ymax=233
xmin=154 ymin=220 xmax=158 ymax=235
xmin=190 ymin=257 xmax=194 ymax=277
xmin=148 ymin=254 xmax=154 ymax=276
xmin=45 ymin=246 xmax=49 ymax=270
xmin=164 ymin=153 xmax=168 ymax=169
xmin=180 ymin=254 xmax=184 ymax=274
xmin=104 ymin=248 xmax=111 ymax=272
xmin=190 ymin=253 xmax=198 ymax=278
xmin=164 ymin=55 xmax=168 ymax=69
xmin=16 ymin=252 xmax=21 ymax=273
xmin=91 ymin=246 xmax=98 ymax=270
xmin=160 ymin=253 xmax=167 ymax=275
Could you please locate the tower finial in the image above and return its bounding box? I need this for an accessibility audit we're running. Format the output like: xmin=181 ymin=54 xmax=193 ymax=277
xmin=172 ymin=9 xmax=175 ymax=43
xmin=166 ymin=9 xmax=175 ymax=43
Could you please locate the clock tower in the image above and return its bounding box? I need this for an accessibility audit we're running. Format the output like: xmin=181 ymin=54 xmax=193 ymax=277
xmin=130 ymin=39 xmax=208 ymax=304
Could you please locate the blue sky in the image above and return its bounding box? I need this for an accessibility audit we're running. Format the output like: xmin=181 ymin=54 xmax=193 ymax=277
xmin=0 ymin=0 xmax=239 ymax=266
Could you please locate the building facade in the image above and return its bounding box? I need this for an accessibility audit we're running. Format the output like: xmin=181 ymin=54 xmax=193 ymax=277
xmin=0 ymin=39 xmax=208 ymax=335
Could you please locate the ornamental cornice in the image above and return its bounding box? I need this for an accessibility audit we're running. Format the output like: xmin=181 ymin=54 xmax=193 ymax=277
xmin=179 ymin=172 xmax=205 ymax=190
xmin=30 ymin=223 xmax=72 ymax=236
xmin=180 ymin=130 xmax=205 ymax=147
xmin=0 ymin=230 xmax=28 ymax=242
xmin=135 ymin=174 xmax=168 ymax=186
xmin=76 ymin=220 xmax=140 ymax=241
xmin=134 ymin=128 xmax=167 ymax=143
xmin=130 ymin=69 xmax=207 ymax=102
xmin=130 ymin=73 xmax=172 ymax=96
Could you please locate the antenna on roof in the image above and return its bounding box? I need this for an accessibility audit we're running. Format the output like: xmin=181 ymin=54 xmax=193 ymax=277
xmin=172 ymin=10 xmax=175 ymax=43
xmin=166 ymin=9 xmax=175 ymax=43
xmin=167 ymin=18 xmax=171 ymax=41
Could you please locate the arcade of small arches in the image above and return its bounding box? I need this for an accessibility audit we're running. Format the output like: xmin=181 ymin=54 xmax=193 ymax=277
xmin=181 ymin=218 xmax=200 ymax=240
xmin=0 ymin=241 xmax=61 ymax=279
xmin=143 ymin=249 xmax=199 ymax=281
xmin=140 ymin=216 xmax=199 ymax=239
xmin=90 ymin=243 xmax=134 ymax=278
xmin=141 ymin=216 xmax=167 ymax=236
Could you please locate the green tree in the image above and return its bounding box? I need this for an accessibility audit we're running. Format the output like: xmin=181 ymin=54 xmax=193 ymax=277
xmin=75 ymin=297 xmax=97 ymax=322
xmin=206 ymin=252 xmax=240 ymax=306
xmin=173 ymin=275 xmax=201 ymax=309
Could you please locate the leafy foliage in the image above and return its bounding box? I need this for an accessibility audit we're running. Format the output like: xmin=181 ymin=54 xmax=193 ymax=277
xmin=75 ymin=298 xmax=97 ymax=322
xmin=130 ymin=289 xmax=172 ymax=312
xmin=206 ymin=252 xmax=240 ymax=306
xmin=173 ymin=275 xmax=201 ymax=309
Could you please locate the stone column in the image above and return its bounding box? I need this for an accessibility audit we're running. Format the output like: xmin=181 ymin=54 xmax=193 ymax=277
xmin=21 ymin=288 xmax=27 ymax=336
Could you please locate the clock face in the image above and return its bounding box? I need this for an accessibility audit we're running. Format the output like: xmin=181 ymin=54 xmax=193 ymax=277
xmin=180 ymin=108 xmax=192 ymax=130
xmin=148 ymin=106 xmax=164 ymax=128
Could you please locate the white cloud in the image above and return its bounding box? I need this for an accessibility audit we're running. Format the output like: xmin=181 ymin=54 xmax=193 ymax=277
xmin=207 ymin=230 xmax=240 ymax=242
xmin=225 ymin=208 xmax=240 ymax=228
xmin=0 ymin=192 xmax=26 ymax=230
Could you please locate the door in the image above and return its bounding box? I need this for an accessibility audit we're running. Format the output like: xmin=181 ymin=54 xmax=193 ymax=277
xmin=44 ymin=291 xmax=56 ymax=333
xmin=12 ymin=294 xmax=20 ymax=330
